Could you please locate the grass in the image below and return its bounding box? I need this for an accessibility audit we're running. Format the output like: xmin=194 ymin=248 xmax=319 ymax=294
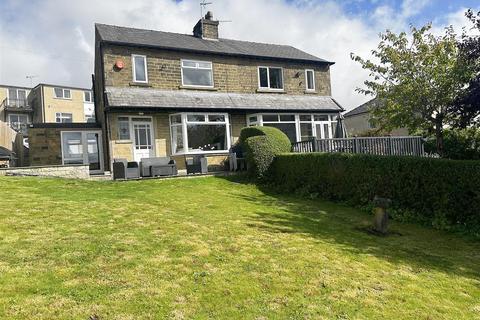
xmin=0 ymin=175 xmax=479 ymax=319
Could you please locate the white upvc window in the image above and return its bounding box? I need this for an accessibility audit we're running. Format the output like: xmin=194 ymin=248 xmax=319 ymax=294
xmin=8 ymin=88 xmax=27 ymax=107
xmin=305 ymin=69 xmax=315 ymax=91
xmin=169 ymin=112 xmax=230 ymax=155
xmin=117 ymin=116 xmax=131 ymax=140
xmin=181 ymin=59 xmax=214 ymax=87
xmin=56 ymin=112 xmax=73 ymax=123
xmin=246 ymin=113 xmax=338 ymax=142
xmin=84 ymin=90 xmax=93 ymax=102
xmin=258 ymin=66 xmax=284 ymax=90
xmin=54 ymin=88 xmax=71 ymax=99
xmin=132 ymin=54 xmax=148 ymax=83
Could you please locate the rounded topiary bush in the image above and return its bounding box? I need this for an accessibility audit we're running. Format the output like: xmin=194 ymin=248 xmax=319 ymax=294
xmin=239 ymin=126 xmax=291 ymax=178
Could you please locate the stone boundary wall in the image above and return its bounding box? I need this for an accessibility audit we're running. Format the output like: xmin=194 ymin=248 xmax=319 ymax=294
xmin=0 ymin=164 xmax=90 ymax=179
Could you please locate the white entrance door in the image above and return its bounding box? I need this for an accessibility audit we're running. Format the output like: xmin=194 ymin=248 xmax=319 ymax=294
xmin=132 ymin=120 xmax=154 ymax=162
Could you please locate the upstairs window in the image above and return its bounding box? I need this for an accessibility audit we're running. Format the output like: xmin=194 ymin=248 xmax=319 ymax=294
xmin=132 ymin=54 xmax=148 ymax=83
xmin=54 ymin=88 xmax=71 ymax=99
xmin=258 ymin=67 xmax=283 ymax=90
xmin=181 ymin=60 xmax=213 ymax=87
xmin=305 ymin=69 xmax=315 ymax=91
xmin=84 ymin=91 xmax=93 ymax=102
xmin=56 ymin=112 xmax=73 ymax=123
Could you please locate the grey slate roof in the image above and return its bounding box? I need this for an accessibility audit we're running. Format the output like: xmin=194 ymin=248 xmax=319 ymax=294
xmin=344 ymin=98 xmax=378 ymax=117
xmin=105 ymin=87 xmax=343 ymax=112
xmin=96 ymin=23 xmax=332 ymax=64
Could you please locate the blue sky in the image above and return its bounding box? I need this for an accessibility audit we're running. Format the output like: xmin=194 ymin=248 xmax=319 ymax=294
xmin=0 ymin=0 xmax=478 ymax=108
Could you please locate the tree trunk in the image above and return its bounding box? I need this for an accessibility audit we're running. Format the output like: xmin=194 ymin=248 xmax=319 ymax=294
xmin=435 ymin=119 xmax=445 ymax=157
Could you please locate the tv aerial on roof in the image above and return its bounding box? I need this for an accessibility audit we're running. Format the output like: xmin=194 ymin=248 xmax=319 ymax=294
xmin=199 ymin=1 xmax=232 ymax=24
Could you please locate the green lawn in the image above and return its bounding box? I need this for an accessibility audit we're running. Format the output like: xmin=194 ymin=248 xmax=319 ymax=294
xmin=0 ymin=176 xmax=479 ymax=319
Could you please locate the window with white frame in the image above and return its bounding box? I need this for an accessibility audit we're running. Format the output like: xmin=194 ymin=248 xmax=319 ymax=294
xmin=54 ymin=88 xmax=71 ymax=99
xmin=170 ymin=113 xmax=230 ymax=154
xmin=305 ymin=69 xmax=315 ymax=91
xmin=258 ymin=67 xmax=283 ymax=90
xmin=84 ymin=90 xmax=93 ymax=102
xmin=8 ymin=88 xmax=27 ymax=107
xmin=132 ymin=54 xmax=148 ymax=83
xmin=260 ymin=114 xmax=296 ymax=142
xmin=117 ymin=116 xmax=131 ymax=140
xmin=55 ymin=112 xmax=73 ymax=123
xmin=181 ymin=60 xmax=214 ymax=87
xmin=247 ymin=113 xmax=338 ymax=142
xmin=8 ymin=114 xmax=29 ymax=134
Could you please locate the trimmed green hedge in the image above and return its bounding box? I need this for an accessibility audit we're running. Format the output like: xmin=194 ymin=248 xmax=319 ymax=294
xmin=239 ymin=126 xmax=291 ymax=178
xmin=268 ymin=153 xmax=480 ymax=235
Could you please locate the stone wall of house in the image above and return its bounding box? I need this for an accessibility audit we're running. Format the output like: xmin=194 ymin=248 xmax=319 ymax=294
xmin=107 ymin=112 xmax=247 ymax=170
xmin=29 ymin=127 xmax=63 ymax=166
xmin=0 ymin=164 xmax=90 ymax=179
xmin=102 ymin=45 xmax=331 ymax=96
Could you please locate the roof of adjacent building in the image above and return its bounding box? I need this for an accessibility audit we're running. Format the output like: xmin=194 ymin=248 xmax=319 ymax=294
xmin=344 ymin=98 xmax=378 ymax=117
xmin=32 ymin=83 xmax=92 ymax=91
xmin=105 ymin=87 xmax=343 ymax=112
xmin=95 ymin=23 xmax=333 ymax=65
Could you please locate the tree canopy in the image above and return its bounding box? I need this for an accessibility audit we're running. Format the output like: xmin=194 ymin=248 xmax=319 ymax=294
xmin=351 ymin=11 xmax=480 ymax=155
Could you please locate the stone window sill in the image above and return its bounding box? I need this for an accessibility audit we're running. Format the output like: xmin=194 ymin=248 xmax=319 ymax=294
xmin=115 ymin=140 xmax=132 ymax=144
xmin=256 ymin=89 xmax=285 ymax=94
xmin=129 ymin=82 xmax=151 ymax=87
xmin=179 ymin=85 xmax=218 ymax=91
xmin=304 ymin=90 xmax=317 ymax=94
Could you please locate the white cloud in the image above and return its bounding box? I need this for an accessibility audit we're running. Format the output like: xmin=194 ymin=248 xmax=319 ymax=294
xmin=0 ymin=0 xmax=477 ymax=110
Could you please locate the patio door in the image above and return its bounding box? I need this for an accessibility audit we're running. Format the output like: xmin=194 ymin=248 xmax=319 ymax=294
xmin=132 ymin=119 xmax=154 ymax=162
xmin=61 ymin=131 xmax=103 ymax=174
xmin=315 ymin=122 xmax=331 ymax=139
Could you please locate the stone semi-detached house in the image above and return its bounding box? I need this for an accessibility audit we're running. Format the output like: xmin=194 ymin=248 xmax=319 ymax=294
xmin=94 ymin=12 xmax=343 ymax=172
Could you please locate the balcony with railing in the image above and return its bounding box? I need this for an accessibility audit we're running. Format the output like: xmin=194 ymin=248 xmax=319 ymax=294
xmin=1 ymin=98 xmax=33 ymax=112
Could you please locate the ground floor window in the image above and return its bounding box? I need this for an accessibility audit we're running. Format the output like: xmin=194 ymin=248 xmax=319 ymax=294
xmin=247 ymin=113 xmax=340 ymax=142
xmin=169 ymin=113 xmax=230 ymax=155
xmin=61 ymin=131 xmax=103 ymax=173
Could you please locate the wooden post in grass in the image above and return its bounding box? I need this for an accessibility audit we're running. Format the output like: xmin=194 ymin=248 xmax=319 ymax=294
xmin=373 ymin=196 xmax=392 ymax=234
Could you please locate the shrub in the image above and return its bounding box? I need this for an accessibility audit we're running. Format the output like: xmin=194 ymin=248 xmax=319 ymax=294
xmin=268 ymin=153 xmax=480 ymax=235
xmin=239 ymin=126 xmax=291 ymax=178
xmin=424 ymin=128 xmax=480 ymax=160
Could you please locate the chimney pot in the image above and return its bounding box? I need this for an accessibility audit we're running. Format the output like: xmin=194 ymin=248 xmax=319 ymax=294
xmin=205 ymin=11 xmax=213 ymax=20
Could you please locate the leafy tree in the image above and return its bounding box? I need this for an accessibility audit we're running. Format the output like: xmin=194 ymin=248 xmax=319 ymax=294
xmin=351 ymin=20 xmax=478 ymax=156
xmin=453 ymin=10 xmax=480 ymax=129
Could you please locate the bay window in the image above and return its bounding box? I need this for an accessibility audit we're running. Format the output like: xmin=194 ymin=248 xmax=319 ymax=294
xmin=181 ymin=60 xmax=213 ymax=87
xmin=170 ymin=113 xmax=230 ymax=154
xmin=258 ymin=67 xmax=283 ymax=90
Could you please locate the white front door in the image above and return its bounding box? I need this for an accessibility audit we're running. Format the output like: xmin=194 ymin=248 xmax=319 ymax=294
xmin=132 ymin=120 xmax=154 ymax=162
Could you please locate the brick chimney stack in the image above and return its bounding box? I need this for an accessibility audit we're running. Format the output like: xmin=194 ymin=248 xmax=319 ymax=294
xmin=193 ymin=11 xmax=219 ymax=40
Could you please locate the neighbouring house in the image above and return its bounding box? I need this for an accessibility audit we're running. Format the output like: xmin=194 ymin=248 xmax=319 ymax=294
xmin=0 ymin=85 xmax=32 ymax=136
xmin=26 ymin=84 xmax=101 ymax=172
xmin=28 ymin=84 xmax=95 ymax=124
xmin=344 ymin=98 xmax=408 ymax=136
xmin=0 ymin=83 xmax=99 ymax=169
xmin=93 ymin=11 xmax=343 ymax=172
